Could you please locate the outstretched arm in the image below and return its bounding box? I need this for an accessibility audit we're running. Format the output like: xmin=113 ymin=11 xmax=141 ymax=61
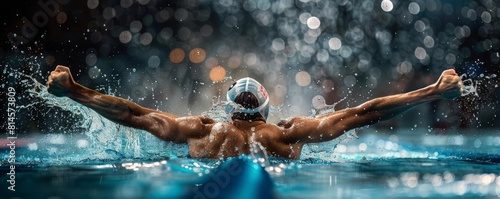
xmin=280 ymin=69 xmax=463 ymax=144
xmin=47 ymin=65 xmax=211 ymax=142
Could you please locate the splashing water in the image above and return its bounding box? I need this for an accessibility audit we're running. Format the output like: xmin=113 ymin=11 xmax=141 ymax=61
xmin=3 ymin=66 xmax=188 ymax=165
xmin=460 ymin=73 xmax=498 ymax=97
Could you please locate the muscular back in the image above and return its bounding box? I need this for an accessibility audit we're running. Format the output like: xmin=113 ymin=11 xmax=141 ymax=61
xmin=185 ymin=117 xmax=304 ymax=159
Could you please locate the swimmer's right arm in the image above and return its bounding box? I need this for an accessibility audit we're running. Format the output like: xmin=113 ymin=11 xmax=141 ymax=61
xmin=47 ymin=65 xmax=212 ymax=143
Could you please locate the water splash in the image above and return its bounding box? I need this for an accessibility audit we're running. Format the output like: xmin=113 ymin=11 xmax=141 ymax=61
xmin=249 ymin=141 xmax=270 ymax=167
xmin=2 ymin=63 xmax=187 ymax=165
xmin=311 ymin=96 xmax=348 ymax=117
xmin=460 ymin=73 xmax=498 ymax=97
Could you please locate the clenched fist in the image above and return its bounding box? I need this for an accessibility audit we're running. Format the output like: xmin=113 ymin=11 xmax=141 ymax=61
xmin=433 ymin=69 xmax=463 ymax=99
xmin=47 ymin=65 xmax=77 ymax=97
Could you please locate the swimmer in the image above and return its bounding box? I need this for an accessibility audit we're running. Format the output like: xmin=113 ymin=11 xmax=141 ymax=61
xmin=47 ymin=65 xmax=463 ymax=159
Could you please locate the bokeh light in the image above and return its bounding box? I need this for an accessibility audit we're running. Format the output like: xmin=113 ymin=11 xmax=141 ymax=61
xmin=3 ymin=0 xmax=500 ymax=129
xmin=306 ymin=16 xmax=321 ymax=29
xmin=295 ymin=71 xmax=311 ymax=87
xmin=169 ymin=48 xmax=185 ymax=64
xmin=56 ymin=12 xmax=67 ymax=24
xmin=209 ymin=66 xmax=226 ymax=82
xmin=381 ymin=0 xmax=394 ymax=12
xmin=189 ymin=48 xmax=206 ymax=64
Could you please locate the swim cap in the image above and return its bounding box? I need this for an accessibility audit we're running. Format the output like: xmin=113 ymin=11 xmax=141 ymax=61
xmin=225 ymin=77 xmax=270 ymax=120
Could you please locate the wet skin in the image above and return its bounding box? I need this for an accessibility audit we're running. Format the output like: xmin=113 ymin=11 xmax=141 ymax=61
xmin=47 ymin=65 xmax=463 ymax=159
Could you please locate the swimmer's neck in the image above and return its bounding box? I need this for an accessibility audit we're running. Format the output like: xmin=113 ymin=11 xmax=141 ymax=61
xmin=231 ymin=119 xmax=266 ymax=128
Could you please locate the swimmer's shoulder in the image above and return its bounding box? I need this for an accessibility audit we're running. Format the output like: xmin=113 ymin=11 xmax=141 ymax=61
xmin=276 ymin=116 xmax=311 ymax=129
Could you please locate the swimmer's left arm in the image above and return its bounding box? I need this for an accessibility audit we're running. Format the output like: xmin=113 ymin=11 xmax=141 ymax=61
xmin=47 ymin=65 xmax=212 ymax=143
xmin=281 ymin=69 xmax=463 ymax=144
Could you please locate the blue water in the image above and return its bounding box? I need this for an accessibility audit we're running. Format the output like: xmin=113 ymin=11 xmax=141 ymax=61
xmin=1 ymin=75 xmax=500 ymax=199
xmin=1 ymin=129 xmax=500 ymax=199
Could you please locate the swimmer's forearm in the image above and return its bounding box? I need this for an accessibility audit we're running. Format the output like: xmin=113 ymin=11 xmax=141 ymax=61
xmin=357 ymin=84 xmax=439 ymax=121
xmin=67 ymin=83 xmax=151 ymax=125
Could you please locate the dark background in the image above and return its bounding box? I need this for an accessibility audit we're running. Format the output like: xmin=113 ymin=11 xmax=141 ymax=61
xmin=1 ymin=0 xmax=499 ymax=135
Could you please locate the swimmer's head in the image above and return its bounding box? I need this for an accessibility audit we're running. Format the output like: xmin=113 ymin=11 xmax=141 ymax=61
xmin=225 ymin=77 xmax=269 ymax=122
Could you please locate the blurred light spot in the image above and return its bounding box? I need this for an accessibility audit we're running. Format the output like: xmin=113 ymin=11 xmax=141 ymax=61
xmin=139 ymin=32 xmax=153 ymax=45
xmin=453 ymin=181 xmax=467 ymax=195
xmin=200 ymin=25 xmax=213 ymax=37
xmin=358 ymin=143 xmax=367 ymax=151
xmin=148 ymin=55 xmax=160 ymax=68
xmin=244 ymin=53 xmax=258 ymax=66
xmin=91 ymin=32 xmax=102 ymax=43
xmin=45 ymin=55 xmax=56 ymax=65
xmin=312 ymin=95 xmax=325 ymax=109
xmin=204 ymin=57 xmax=218 ymax=68
xmin=442 ymin=3 xmax=453 ymax=15
xmin=138 ymin=0 xmax=150 ymax=5
xmin=481 ymin=11 xmax=492 ymax=23
xmin=274 ymin=84 xmax=287 ymax=98
xmin=119 ymin=31 xmax=132 ymax=44
xmin=408 ymin=2 xmax=420 ymax=15
xmin=86 ymin=53 xmax=97 ymax=66
xmin=178 ymin=27 xmax=192 ymax=41
xmin=482 ymin=39 xmax=493 ymax=51
xmin=299 ymin=13 xmax=311 ymax=24
xmin=466 ymin=9 xmax=477 ymax=21
xmin=307 ymin=16 xmax=321 ymax=29
xmin=295 ymin=71 xmax=311 ymax=87
xmin=88 ymin=66 xmax=101 ymax=79
xmin=321 ymin=79 xmax=335 ymax=92
xmin=228 ymin=56 xmax=241 ymax=69
xmin=28 ymin=143 xmax=38 ymax=150
xmin=87 ymin=0 xmax=99 ymax=9
xmin=156 ymin=9 xmax=171 ymax=23
xmin=381 ymin=0 xmax=393 ymax=12
xmin=375 ymin=30 xmax=392 ymax=45
xmin=445 ymin=53 xmax=456 ymax=65
xmin=401 ymin=173 xmax=419 ymax=188
xmin=103 ymin=7 xmax=116 ymax=20
xmin=423 ymin=36 xmax=435 ymax=48
xmin=216 ymin=44 xmax=231 ymax=58
xmin=189 ymin=48 xmax=206 ymax=63
xmin=169 ymin=48 xmax=185 ymax=63
xmin=196 ymin=9 xmax=211 ymax=22
xmin=130 ymin=20 xmax=143 ymax=33
xmin=397 ymin=61 xmax=413 ymax=74
xmin=414 ymin=47 xmax=427 ymax=59
xmin=474 ymin=139 xmax=481 ymax=148
xmin=328 ymin=37 xmax=342 ymax=50
xmin=334 ymin=144 xmax=347 ymax=153
xmin=272 ymin=38 xmax=285 ymax=51
xmin=175 ymin=8 xmax=189 ymax=21
xmin=340 ymin=46 xmax=353 ymax=58
xmin=414 ymin=20 xmax=426 ymax=32
xmin=121 ymin=0 xmax=133 ymax=8
xmin=209 ymin=66 xmax=226 ymax=82
xmin=77 ymin=139 xmax=89 ymax=148
xmin=160 ymin=28 xmax=173 ymax=41
xmin=343 ymin=75 xmax=356 ymax=87
xmin=56 ymin=12 xmax=67 ymax=24
xmin=316 ymin=49 xmax=329 ymax=63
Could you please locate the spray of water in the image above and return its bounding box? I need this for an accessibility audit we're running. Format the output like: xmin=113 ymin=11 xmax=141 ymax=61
xmin=1 ymin=61 xmax=188 ymax=165
xmin=460 ymin=73 xmax=498 ymax=97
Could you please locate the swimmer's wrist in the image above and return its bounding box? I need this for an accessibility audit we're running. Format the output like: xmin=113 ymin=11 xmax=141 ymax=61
xmin=67 ymin=83 xmax=88 ymax=99
xmin=426 ymin=84 xmax=442 ymax=100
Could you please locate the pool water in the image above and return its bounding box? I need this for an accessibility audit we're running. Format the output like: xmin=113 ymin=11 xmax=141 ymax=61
xmin=1 ymin=129 xmax=499 ymax=199
xmin=1 ymin=78 xmax=499 ymax=199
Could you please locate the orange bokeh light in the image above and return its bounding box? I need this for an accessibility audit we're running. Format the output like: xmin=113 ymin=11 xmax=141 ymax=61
xmin=189 ymin=48 xmax=206 ymax=63
xmin=169 ymin=48 xmax=185 ymax=63
xmin=209 ymin=66 xmax=226 ymax=82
